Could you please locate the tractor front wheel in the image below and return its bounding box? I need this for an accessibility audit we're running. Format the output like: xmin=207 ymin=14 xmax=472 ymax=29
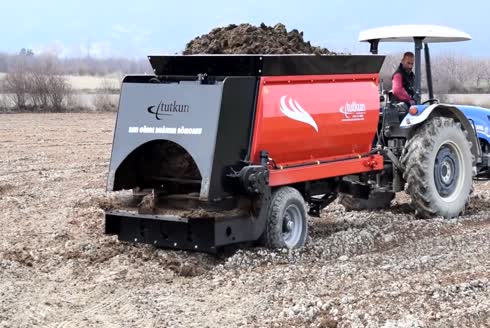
xmin=401 ymin=116 xmax=473 ymax=219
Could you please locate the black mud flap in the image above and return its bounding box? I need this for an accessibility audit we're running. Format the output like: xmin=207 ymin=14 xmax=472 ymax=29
xmin=105 ymin=210 xmax=265 ymax=254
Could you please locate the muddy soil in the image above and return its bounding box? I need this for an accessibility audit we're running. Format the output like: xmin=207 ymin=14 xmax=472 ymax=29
xmin=1 ymin=113 xmax=489 ymax=327
xmin=184 ymin=23 xmax=332 ymax=55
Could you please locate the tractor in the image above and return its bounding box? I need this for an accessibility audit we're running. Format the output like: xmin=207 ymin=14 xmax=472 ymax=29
xmin=338 ymin=25 xmax=490 ymax=218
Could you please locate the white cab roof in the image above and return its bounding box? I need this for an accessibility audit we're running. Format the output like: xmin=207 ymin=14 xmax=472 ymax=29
xmin=359 ymin=25 xmax=471 ymax=43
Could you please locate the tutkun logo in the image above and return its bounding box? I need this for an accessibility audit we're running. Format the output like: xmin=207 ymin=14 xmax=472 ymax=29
xmin=147 ymin=100 xmax=190 ymax=120
xmin=339 ymin=102 xmax=366 ymax=121
xmin=279 ymin=95 xmax=319 ymax=132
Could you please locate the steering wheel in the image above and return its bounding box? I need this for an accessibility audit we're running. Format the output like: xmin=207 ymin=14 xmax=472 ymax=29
xmin=421 ymin=98 xmax=439 ymax=105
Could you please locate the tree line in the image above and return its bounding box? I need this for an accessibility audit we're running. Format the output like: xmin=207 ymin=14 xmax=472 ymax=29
xmin=0 ymin=49 xmax=152 ymax=76
xmin=1 ymin=48 xmax=490 ymax=112
xmin=0 ymin=49 xmax=152 ymax=112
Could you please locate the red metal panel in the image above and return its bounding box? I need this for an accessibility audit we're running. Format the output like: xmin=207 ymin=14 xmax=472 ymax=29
xmin=251 ymin=74 xmax=381 ymax=169
xmin=269 ymin=155 xmax=384 ymax=187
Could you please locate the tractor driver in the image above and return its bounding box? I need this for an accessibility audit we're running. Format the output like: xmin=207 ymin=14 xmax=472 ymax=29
xmin=391 ymin=51 xmax=416 ymax=107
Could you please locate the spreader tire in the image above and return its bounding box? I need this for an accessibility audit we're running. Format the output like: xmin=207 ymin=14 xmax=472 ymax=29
xmin=262 ymin=187 xmax=308 ymax=249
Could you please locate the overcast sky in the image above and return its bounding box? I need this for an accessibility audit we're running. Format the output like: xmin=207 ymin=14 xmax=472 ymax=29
xmin=2 ymin=0 xmax=489 ymax=58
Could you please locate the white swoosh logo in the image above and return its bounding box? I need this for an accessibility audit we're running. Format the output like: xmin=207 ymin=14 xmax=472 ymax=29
xmin=279 ymin=96 xmax=319 ymax=132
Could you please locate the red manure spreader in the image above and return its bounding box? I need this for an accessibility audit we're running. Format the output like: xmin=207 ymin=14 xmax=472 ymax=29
xmin=105 ymin=53 xmax=477 ymax=252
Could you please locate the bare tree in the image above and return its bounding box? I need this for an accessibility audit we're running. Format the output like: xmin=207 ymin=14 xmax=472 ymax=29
xmin=31 ymin=71 xmax=49 ymax=109
xmin=430 ymin=52 xmax=490 ymax=94
xmin=3 ymin=56 xmax=31 ymax=110
xmin=0 ymin=53 xmax=7 ymax=72
xmin=33 ymin=55 xmax=72 ymax=111
xmin=48 ymin=75 xmax=71 ymax=111
xmin=472 ymin=58 xmax=490 ymax=90
xmin=92 ymin=78 xmax=119 ymax=112
xmin=0 ymin=78 xmax=9 ymax=111
xmin=3 ymin=54 xmax=72 ymax=111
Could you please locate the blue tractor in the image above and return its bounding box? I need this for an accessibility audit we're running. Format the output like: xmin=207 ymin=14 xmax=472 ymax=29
xmin=339 ymin=25 xmax=489 ymax=218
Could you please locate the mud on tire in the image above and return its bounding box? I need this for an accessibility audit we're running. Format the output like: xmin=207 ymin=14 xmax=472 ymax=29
xmin=400 ymin=116 xmax=473 ymax=219
xmin=261 ymin=187 xmax=308 ymax=249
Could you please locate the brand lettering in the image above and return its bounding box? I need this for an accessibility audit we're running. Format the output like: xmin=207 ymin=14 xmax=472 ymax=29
xmin=147 ymin=100 xmax=190 ymax=120
xmin=339 ymin=102 xmax=366 ymax=121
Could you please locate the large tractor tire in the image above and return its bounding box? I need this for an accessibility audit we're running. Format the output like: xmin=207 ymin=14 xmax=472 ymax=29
xmin=261 ymin=187 xmax=308 ymax=249
xmin=400 ymin=116 xmax=473 ymax=219
xmin=339 ymin=191 xmax=395 ymax=211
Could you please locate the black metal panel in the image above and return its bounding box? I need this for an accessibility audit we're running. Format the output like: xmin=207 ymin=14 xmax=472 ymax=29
xmin=424 ymin=43 xmax=434 ymax=100
xmin=369 ymin=40 xmax=380 ymax=54
xmin=122 ymin=75 xmax=198 ymax=84
xmin=149 ymin=55 xmax=263 ymax=76
xmin=148 ymin=54 xmax=386 ymax=77
xmin=104 ymin=210 xmax=266 ymax=253
xmin=260 ymin=55 xmax=385 ymax=76
xmin=208 ymin=77 xmax=258 ymax=201
xmin=414 ymin=37 xmax=424 ymax=104
xmin=106 ymin=210 xmax=217 ymax=252
xmin=213 ymin=214 xmax=266 ymax=247
xmin=338 ymin=180 xmax=371 ymax=199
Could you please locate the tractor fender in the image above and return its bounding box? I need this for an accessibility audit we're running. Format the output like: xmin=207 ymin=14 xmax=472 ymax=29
xmin=456 ymin=105 xmax=490 ymax=144
xmin=400 ymin=103 xmax=481 ymax=167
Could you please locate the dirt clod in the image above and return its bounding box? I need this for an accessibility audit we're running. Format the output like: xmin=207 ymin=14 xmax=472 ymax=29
xmin=183 ymin=23 xmax=332 ymax=55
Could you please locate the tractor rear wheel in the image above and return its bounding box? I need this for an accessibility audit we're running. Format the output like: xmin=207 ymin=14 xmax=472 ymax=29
xmin=339 ymin=191 xmax=395 ymax=211
xmin=262 ymin=187 xmax=308 ymax=249
xmin=401 ymin=116 xmax=473 ymax=219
